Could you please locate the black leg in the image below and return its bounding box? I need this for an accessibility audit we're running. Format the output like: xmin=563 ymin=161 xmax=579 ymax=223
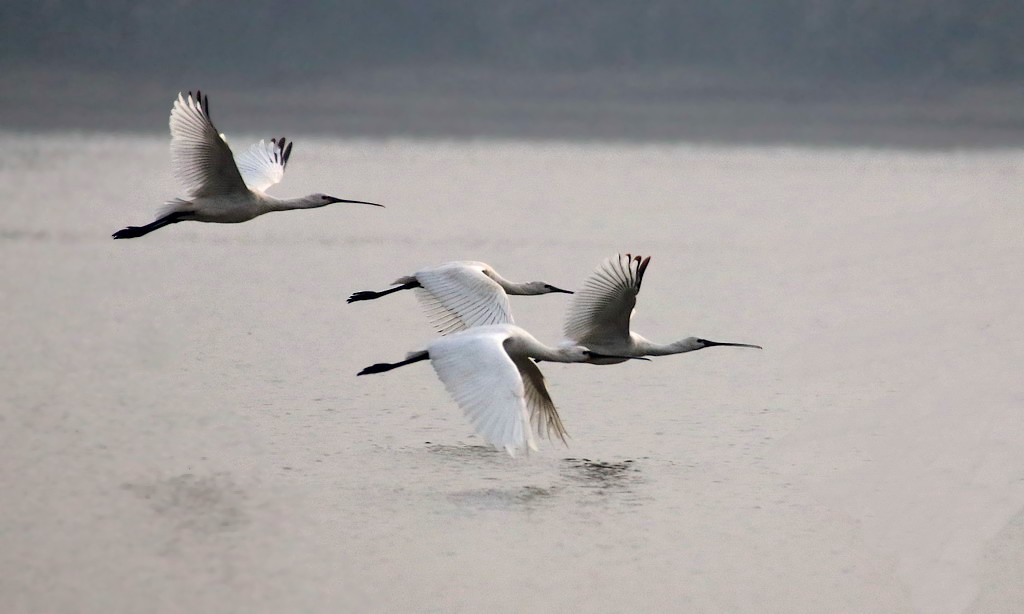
xmin=347 ymin=281 xmax=420 ymax=303
xmin=358 ymin=351 xmax=429 ymax=375
xmin=112 ymin=212 xmax=187 ymax=239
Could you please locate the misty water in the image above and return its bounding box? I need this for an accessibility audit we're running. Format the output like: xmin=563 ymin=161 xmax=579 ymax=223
xmin=1 ymin=132 xmax=1022 ymax=613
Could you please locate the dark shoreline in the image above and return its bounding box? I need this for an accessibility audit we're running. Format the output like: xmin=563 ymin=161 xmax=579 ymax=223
xmin=3 ymin=65 xmax=1022 ymax=149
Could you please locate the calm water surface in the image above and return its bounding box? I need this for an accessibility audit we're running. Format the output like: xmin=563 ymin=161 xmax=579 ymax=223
xmin=1 ymin=133 xmax=1022 ymax=613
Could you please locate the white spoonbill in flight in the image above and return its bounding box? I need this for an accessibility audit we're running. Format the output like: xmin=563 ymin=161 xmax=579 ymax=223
xmin=358 ymin=324 xmax=646 ymax=456
xmin=563 ymin=254 xmax=761 ymax=364
xmin=112 ymin=91 xmax=382 ymax=239
xmin=347 ymin=261 xmax=573 ymax=335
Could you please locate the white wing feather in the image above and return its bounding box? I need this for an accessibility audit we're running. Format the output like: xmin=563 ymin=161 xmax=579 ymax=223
xmin=428 ymin=329 xmax=536 ymax=456
xmin=515 ymin=355 xmax=569 ymax=445
xmin=413 ymin=263 xmax=514 ymax=335
xmin=234 ymin=138 xmax=290 ymax=193
xmin=168 ymin=92 xmax=248 ymax=198
xmin=563 ymin=254 xmax=649 ymax=346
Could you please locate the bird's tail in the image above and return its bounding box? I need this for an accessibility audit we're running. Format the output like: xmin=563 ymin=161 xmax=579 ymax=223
xmin=155 ymin=198 xmax=192 ymax=219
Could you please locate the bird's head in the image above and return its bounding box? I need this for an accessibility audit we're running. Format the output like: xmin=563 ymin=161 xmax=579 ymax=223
xmin=524 ymin=281 xmax=574 ymax=295
xmin=314 ymin=193 xmax=385 ymax=208
xmin=680 ymin=337 xmax=763 ymax=352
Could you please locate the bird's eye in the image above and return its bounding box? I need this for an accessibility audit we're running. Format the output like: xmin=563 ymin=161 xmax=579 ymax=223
xmin=321 ymin=195 xmax=330 ymax=200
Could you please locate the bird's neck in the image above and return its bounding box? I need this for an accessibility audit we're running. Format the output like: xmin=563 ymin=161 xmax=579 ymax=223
xmin=262 ymin=194 xmax=322 ymax=212
xmin=503 ymin=283 xmax=533 ymax=296
xmin=518 ymin=335 xmax=584 ymax=364
xmin=487 ymin=271 xmax=529 ymax=295
xmin=634 ymin=336 xmax=701 ymax=356
xmin=537 ymin=347 xmax=586 ymax=363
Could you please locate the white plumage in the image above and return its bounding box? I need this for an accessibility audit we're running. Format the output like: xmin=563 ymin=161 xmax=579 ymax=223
xmin=348 ymin=261 xmax=572 ymax=335
xmin=358 ymin=324 xmax=642 ymax=456
xmin=564 ymin=254 xmax=762 ymax=363
xmin=234 ymin=138 xmax=289 ymax=193
xmin=113 ymin=90 xmax=382 ymax=239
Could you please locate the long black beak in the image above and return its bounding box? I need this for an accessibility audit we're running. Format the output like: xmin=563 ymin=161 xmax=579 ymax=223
xmin=545 ymin=284 xmax=574 ymax=294
xmin=703 ymin=340 xmax=763 ymax=349
xmin=326 ymin=196 xmax=384 ymax=207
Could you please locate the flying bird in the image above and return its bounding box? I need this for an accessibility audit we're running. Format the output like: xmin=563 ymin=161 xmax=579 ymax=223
xmin=112 ymin=91 xmax=382 ymax=239
xmin=358 ymin=324 xmax=644 ymax=456
xmin=347 ymin=261 xmax=573 ymax=335
xmin=563 ymin=254 xmax=762 ymax=363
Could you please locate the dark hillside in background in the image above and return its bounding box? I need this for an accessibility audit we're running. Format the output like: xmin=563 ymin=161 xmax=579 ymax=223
xmin=2 ymin=1 xmax=1022 ymax=145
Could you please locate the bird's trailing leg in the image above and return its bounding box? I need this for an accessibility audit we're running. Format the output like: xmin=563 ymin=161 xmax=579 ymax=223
xmin=112 ymin=211 xmax=189 ymax=240
xmin=347 ymin=281 xmax=420 ymax=303
xmin=358 ymin=350 xmax=429 ymax=376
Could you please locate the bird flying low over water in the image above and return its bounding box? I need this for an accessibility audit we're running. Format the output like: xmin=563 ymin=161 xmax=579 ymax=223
xmin=358 ymin=324 xmax=646 ymax=456
xmin=563 ymin=254 xmax=762 ymax=363
xmin=347 ymin=261 xmax=573 ymax=335
xmin=112 ymin=91 xmax=383 ymax=239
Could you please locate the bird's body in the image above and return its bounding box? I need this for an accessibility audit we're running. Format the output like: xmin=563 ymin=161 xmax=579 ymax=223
xmin=574 ymin=332 xmax=712 ymax=365
xmin=348 ymin=260 xmax=572 ymax=335
xmin=358 ymin=324 xmax=640 ymax=456
xmin=563 ymin=254 xmax=762 ymax=363
xmin=113 ymin=91 xmax=382 ymax=239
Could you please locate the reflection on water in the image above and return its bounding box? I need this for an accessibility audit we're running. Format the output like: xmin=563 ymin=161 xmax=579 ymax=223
xmin=122 ymin=472 xmax=249 ymax=538
xmin=447 ymin=485 xmax=558 ymax=512
xmin=7 ymin=133 xmax=1020 ymax=612
xmin=423 ymin=443 xmax=520 ymax=470
xmin=561 ymin=458 xmax=646 ymax=508
xmin=425 ymin=443 xmax=502 ymax=459
xmin=562 ymin=457 xmax=639 ymax=487
xmin=0 ymin=228 xmax=51 ymax=242
xmin=432 ymin=446 xmax=647 ymax=513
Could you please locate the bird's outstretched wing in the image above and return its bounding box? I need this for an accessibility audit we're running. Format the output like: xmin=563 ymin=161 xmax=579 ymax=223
xmin=234 ymin=137 xmax=292 ymax=193
xmin=168 ymin=91 xmax=248 ymax=198
xmin=413 ymin=263 xmax=514 ymax=335
xmin=429 ymin=329 xmax=536 ymax=456
xmin=514 ymin=354 xmax=569 ymax=445
xmin=563 ymin=254 xmax=650 ymax=346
